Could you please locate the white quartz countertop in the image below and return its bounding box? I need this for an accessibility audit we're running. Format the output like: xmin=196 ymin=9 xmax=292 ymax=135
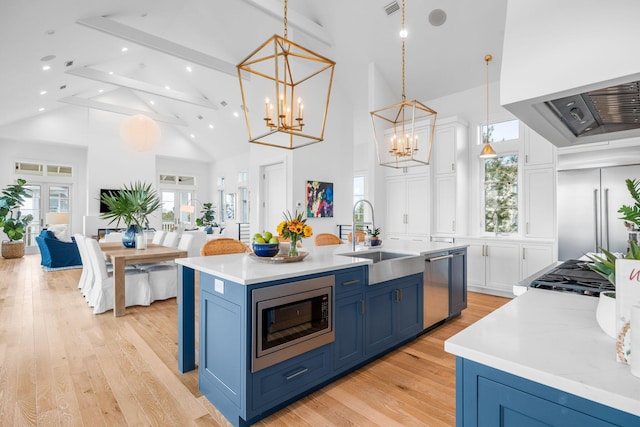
xmin=175 ymin=239 xmax=468 ymax=285
xmin=445 ymin=289 xmax=640 ymax=416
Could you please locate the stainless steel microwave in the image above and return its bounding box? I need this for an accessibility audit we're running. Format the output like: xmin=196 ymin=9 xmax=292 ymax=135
xmin=251 ymin=275 xmax=335 ymax=372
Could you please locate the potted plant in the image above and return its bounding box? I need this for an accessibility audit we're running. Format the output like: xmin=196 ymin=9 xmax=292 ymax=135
xmin=100 ymin=181 xmax=161 ymax=248
xmin=369 ymin=227 xmax=382 ymax=246
xmin=0 ymin=178 xmax=34 ymax=258
xmin=195 ymin=202 xmax=218 ymax=234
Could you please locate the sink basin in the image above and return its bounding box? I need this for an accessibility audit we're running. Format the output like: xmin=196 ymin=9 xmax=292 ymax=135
xmin=338 ymin=251 xmax=424 ymax=284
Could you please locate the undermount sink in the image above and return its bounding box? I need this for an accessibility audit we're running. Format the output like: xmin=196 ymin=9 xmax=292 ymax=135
xmin=338 ymin=251 xmax=424 ymax=284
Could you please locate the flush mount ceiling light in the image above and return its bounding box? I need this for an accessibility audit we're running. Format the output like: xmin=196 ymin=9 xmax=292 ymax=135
xmin=121 ymin=114 xmax=160 ymax=152
xmin=370 ymin=0 xmax=437 ymax=169
xmin=479 ymin=54 xmax=497 ymax=159
xmin=237 ymin=0 xmax=336 ymax=150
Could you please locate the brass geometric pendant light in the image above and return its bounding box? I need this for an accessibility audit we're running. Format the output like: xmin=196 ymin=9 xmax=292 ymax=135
xmin=237 ymin=0 xmax=336 ymax=150
xmin=370 ymin=0 xmax=437 ymax=168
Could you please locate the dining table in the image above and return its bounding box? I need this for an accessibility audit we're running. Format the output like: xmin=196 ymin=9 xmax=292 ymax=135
xmin=100 ymin=242 xmax=188 ymax=317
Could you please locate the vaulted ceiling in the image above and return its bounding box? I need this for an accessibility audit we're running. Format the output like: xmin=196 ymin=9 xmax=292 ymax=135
xmin=0 ymin=0 xmax=507 ymax=162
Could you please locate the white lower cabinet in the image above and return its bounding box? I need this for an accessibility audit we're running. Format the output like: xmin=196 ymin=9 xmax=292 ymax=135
xmin=521 ymin=243 xmax=555 ymax=278
xmin=460 ymin=239 xmax=555 ymax=296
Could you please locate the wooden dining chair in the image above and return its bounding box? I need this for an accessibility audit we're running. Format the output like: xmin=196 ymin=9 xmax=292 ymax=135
xmin=314 ymin=233 xmax=343 ymax=246
xmin=347 ymin=231 xmax=366 ymax=243
xmin=200 ymin=238 xmax=252 ymax=256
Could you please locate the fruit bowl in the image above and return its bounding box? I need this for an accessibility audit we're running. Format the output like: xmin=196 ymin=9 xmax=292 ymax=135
xmin=252 ymin=242 xmax=280 ymax=257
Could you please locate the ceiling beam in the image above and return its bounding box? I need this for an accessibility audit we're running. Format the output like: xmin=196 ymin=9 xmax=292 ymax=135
xmin=65 ymin=67 xmax=218 ymax=109
xmin=58 ymin=96 xmax=188 ymax=125
xmin=76 ymin=16 xmax=245 ymax=79
xmin=240 ymin=0 xmax=333 ymax=47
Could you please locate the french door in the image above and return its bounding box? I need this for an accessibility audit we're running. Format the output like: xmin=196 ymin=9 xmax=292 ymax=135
xmin=160 ymin=190 xmax=194 ymax=231
xmin=22 ymin=183 xmax=71 ymax=254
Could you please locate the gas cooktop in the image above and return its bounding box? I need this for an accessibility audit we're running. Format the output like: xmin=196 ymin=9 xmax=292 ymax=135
xmin=530 ymin=259 xmax=614 ymax=296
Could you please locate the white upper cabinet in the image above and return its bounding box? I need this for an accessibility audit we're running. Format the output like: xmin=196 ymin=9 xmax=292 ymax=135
xmin=523 ymin=167 xmax=555 ymax=239
xmin=385 ymin=174 xmax=430 ymax=240
xmin=524 ymin=127 xmax=555 ymax=167
xmin=434 ymin=125 xmax=457 ymax=175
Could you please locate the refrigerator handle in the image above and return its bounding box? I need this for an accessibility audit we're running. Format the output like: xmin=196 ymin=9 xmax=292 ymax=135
xmin=604 ymin=188 xmax=610 ymax=251
xmin=594 ymin=189 xmax=599 ymax=253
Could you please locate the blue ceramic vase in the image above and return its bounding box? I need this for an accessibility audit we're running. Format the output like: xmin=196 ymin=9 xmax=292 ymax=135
xmin=122 ymin=224 xmax=141 ymax=248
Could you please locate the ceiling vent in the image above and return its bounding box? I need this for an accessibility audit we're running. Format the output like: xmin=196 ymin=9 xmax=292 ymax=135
xmin=384 ymin=1 xmax=400 ymax=16
xmin=65 ymin=60 xmax=74 ymax=67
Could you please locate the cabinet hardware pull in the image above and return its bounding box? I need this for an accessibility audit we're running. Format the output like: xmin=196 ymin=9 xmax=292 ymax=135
xmin=342 ymin=280 xmax=360 ymax=286
xmin=285 ymin=367 xmax=309 ymax=381
xmin=452 ymin=220 xmax=456 ymax=232
xmin=523 ymin=248 xmax=526 ymax=260
xmin=398 ymin=289 xmax=403 ymax=302
xmin=525 ymin=154 xmax=529 ymax=163
xmin=360 ymin=300 xmax=365 ymax=315
xmin=451 ymin=163 xmax=455 ymax=171
xmin=426 ymin=254 xmax=453 ymax=262
xmin=394 ymin=289 xmax=399 ymax=302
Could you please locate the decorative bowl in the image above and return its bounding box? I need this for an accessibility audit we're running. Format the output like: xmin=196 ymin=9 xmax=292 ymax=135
xmin=252 ymin=242 xmax=280 ymax=257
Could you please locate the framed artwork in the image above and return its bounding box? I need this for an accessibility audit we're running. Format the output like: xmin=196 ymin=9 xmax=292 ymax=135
xmin=306 ymin=181 xmax=333 ymax=218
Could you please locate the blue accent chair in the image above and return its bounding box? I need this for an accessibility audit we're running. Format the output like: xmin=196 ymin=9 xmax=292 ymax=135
xmin=35 ymin=230 xmax=82 ymax=269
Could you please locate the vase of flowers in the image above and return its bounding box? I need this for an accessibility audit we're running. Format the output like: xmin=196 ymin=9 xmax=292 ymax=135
xmin=277 ymin=210 xmax=312 ymax=257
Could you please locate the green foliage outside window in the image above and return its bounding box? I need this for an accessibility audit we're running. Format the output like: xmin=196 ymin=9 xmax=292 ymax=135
xmin=484 ymin=155 xmax=518 ymax=233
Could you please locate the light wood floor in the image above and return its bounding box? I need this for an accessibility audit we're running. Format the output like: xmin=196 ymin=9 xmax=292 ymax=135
xmin=0 ymin=254 xmax=510 ymax=426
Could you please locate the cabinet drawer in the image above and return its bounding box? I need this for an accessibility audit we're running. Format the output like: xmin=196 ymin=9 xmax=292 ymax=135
xmin=251 ymin=346 xmax=331 ymax=412
xmin=334 ymin=267 xmax=367 ymax=296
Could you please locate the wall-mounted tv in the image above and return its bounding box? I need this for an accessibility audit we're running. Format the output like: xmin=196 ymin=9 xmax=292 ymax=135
xmin=99 ymin=189 xmax=122 ymax=213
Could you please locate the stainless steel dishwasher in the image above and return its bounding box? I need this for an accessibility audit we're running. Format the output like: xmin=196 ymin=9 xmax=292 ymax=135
xmin=423 ymin=251 xmax=452 ymax=330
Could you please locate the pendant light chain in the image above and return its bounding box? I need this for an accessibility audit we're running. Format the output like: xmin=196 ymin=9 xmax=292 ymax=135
xmin=401 ymin=0 xmax=406 ymax=101
xmin=486 ymin=55 xmax=489 ymax=142
xmin=283 ymin=0 xmax=288 ymax=39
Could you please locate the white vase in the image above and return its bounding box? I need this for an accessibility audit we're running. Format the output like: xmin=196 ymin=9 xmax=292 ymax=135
xmin=596 ymin=291 xmax=616 ymax=339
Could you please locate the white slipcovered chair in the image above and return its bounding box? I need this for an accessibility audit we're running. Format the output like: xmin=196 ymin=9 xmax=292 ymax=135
xmin=183 ymin=230 xmax=207 ymax=257
xmin=162 ymin=231 xmax=180 ymax=247
xmin=151 ymin=230 xmax=166 ymax=245
xmin=139 ymin=233 xmax=194 ymax=301
xmin=84 ymin=238 xmax=151 ymax=314
xmin=73 ymin=233 xmax=94 ymax=300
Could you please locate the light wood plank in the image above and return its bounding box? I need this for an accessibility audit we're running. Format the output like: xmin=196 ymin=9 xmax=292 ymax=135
xmin=0 ymin=254 xmax=510 ymax=426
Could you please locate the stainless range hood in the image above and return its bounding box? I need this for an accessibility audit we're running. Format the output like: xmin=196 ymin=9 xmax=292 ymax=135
xmin=500 ymin=0 xmax=640 ymax=148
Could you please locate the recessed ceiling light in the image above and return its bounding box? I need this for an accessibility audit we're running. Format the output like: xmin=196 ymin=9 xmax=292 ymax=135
xmin=42 ymin=65 xmax=51 ymax=71
xmin=40 ymin=90 xmax=47 ymax=95
xmin=149 ymin=100 xmax=155 ymax=105
xmin=209 ymin=124 xmax=214 ymax=129
xmin=233 ymin=112 xmax=239 ymax=118
xmin=39 ymin=107 xmax=45 ymax=112
xmin=108 ymin=71 xmax=114 ymax=75
xmin=165 ymin=85 xmax=171 ymax=90
xmin=186 ymin=66 xmax=192 ymax=73
xmin=190 ymin=133 xmax=195 ymax=139
xmin=98 ymin=89 xmax=104 ymax=93
xmin=121 ymin=47 xmax=128 ymax=52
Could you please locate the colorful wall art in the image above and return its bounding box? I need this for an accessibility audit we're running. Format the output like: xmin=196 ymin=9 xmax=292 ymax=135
xmin=306 ymin=181 xmax=333 ymax=218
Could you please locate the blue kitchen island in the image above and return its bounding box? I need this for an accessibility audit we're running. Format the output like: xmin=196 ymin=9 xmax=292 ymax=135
xmin=445 ymin=289 xmax=640 ymax=426
xmin=175 ymin=241 xmax=466 ymax=426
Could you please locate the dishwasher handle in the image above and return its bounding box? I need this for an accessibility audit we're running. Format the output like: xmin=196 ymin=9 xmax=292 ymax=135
xmin=425 ymin=254 xmax=453 ymax=263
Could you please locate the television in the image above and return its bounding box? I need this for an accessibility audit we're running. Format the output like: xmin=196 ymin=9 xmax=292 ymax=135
xmin=99 ymin=189 xmax=121 ymax=213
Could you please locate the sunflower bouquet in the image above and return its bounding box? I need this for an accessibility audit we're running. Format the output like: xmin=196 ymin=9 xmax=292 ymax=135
xmin=277 ymin=210 xmax=313 ymax=257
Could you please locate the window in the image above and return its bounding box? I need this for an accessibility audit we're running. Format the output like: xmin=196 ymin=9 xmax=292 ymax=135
xmin=353 ymin=175 xmax=366 ymax=223
xmin=481 ymin=119 xmax=520 ymax=145
xmin=484 ymin=155 xmax=518 ymax=234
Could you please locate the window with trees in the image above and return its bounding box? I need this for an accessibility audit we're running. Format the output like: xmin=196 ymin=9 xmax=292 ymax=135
xmin=484 ymin=154 xmax=518 ymax=234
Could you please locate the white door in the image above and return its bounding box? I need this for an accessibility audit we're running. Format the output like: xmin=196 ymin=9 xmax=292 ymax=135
xmin=261 ymin=162 xmax=286 ymax=234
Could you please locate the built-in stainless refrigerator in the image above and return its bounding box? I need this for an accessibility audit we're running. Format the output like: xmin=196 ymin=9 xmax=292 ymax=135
xmin=558 ymin=164 xmax=640 ymax=260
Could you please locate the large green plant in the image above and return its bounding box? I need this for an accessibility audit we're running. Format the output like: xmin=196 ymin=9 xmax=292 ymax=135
xmin=100 ymin=181 xmax=161 ymax=230
xmin=0 ymin=178 xmax=34 ymax=241
xmin=195 ymin=202 xmax=217 ymax=228
xmin=587 ymin=240 xmax=640 ymax=287
xmin=618 ymin=178 xmax=640 ymax=230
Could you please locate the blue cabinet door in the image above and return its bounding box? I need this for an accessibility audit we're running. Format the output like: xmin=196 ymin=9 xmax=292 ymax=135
xmin=458 ymin=358 xmax=640 ymax=427
xmin=395 ymin=274 xmax=423 ymax=340
xmin=364 ymin=283 xmax=395 ymax=356
xmin=334 ymin=292 xmax=364 ymax=371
